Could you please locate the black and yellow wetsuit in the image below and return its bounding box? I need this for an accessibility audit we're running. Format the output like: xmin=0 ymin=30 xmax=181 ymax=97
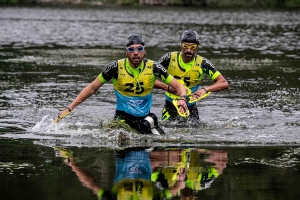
xmin=99 ymin=58 xmax=172 ymax=134
xmin=158 ymin=52 xmax=221 ymax=121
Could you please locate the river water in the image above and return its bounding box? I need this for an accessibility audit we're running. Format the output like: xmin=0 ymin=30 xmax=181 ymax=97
xmin=0 ymin=5 xmax=300 ymax=200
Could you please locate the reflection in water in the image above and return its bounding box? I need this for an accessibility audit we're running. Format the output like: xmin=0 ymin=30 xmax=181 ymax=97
xmin=150 ymin=148 xmax=227 ymax=199
xmin=113 ymin=149 xmax=153 ymax=200
xmin=1 ymin=139 xmax=300 ymax=200
xmin=55 ymin=146 xmax=228 ymax=200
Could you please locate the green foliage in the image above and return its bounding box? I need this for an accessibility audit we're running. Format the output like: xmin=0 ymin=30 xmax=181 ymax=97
xmin=264 ymin=0 xmax=284 ymax=7
xmin=100 ymin=0 xmax=117 ymax=3
xmin=285 ymin=0 xmax=300 ymax=7
xmin=0 ymin=0 xmax=19 ymax=3
xmin=116 ymin=0 xmax=139 ymax=5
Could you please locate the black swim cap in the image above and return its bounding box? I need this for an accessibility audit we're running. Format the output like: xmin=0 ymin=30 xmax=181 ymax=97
xmin=181 ymin=30 xmax=200 ymax=45
xmin=126 ymin=33 xmax=145 ymax=47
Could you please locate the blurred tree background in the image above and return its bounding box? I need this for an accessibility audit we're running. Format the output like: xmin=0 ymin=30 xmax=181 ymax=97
xmin=0 ymin=0 xmax=299 ymax=8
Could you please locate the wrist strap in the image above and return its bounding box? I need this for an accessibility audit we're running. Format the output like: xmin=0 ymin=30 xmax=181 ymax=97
xmin=179 ymin=96 xmax=187 ymax=103
xmin=201 ymin=88 xmax=208 ymax=93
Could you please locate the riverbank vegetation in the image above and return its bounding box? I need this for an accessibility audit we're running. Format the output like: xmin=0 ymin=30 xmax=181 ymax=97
xmin=1 ymin=0 xmax=300 ymax=8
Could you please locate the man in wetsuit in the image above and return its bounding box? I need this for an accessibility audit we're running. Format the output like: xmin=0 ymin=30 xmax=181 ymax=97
xmin=155 ymin=29 xmax=229 ymax=121
xmin=56 ymin=33 xmax=188 ymax=134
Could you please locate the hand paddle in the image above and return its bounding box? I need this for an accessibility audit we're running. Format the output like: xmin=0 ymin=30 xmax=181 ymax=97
xmin=54 ymin=108 xmax=72 ymax=123
xmin=172 ymin=99 xmax=190 ymax=118
xmin=188 ymin=92 xmax=210 ymax=104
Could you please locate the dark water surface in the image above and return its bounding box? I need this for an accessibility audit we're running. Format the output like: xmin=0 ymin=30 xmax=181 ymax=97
xmin=1 ymin=139 xmax=300 ymax=200
xmin=0 ymin=5 xmax=300 ymax=200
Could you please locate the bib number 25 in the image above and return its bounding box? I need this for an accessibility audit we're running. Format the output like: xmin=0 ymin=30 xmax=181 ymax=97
xmin=125 ymin=82 xmax=144 ymax=94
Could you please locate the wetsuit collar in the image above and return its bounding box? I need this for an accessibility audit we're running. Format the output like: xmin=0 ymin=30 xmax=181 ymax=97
xmin=125 ymin=59 xmax=144 ymax=79
xmin=179 ymin=52 xmax=195 ymax=71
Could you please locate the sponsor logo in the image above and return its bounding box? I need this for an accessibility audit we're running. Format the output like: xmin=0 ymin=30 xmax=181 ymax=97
xmin=203 ymin=58 xmax=215 ymax=68
xmin=156 ymin=64 xmax=167 ymax=73
xmin=103 ymin=62 xmax=117 ymax=74
xmin=128 ymin=99 xmax=144 ymax=107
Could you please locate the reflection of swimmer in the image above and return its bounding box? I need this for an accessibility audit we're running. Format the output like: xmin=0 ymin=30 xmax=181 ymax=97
xmin=55 ymin=147 xmax=227 ymax=199
xmin=67 ymin=158 xmax=112 ymax=199
xmin=150 ymin=148 xmax=190 ymax=199
xmin=185 ymin=149 xmax=228 ymax=192
xmin=112 ymin=148 xmax=153 ymax=200
xmin=150 ymin=148 xmax=228 ymax=199
xmin=56 ymin=147 xmax=154 ymax=200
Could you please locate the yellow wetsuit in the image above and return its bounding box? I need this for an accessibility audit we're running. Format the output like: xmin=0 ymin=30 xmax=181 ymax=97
xmin=158 ymin=52 xmax=221 ymax=121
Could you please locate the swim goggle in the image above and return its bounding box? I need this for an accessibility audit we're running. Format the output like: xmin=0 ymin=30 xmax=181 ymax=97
xmin=181 ymin=43 xmax=198 ymax=50
xmin=126 ymin=45 xmax=145 ymax=53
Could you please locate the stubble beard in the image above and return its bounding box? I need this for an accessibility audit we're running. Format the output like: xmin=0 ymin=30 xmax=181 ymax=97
xmin=129 ymin=57 xmax=142 ymax=68
xmin=183 ymin=52 xmax=195 ymax=62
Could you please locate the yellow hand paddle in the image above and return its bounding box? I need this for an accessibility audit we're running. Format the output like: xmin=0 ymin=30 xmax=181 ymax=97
xmin=54 ymin=108 xmax=72 ymax=123
xmin=188 ymin=91 xmax=211 ymax=104
xmin=172 ymin=99 xmax=190 ymax=118
xmin=54 ymin=147 xmax=73 ymax=158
